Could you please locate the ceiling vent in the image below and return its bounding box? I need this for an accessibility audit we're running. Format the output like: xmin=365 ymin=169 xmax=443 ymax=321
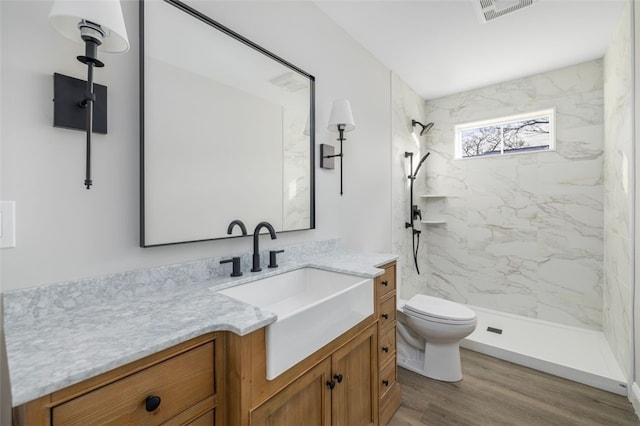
xmin=472 ymin=0 xmax=537 ymax=23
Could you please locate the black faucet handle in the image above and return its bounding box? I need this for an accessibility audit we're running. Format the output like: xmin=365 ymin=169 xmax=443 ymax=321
xmin=268 ymin=250 xmax=285 ymax=269
xmin=220 ymin=257 xmax=243 ymax=277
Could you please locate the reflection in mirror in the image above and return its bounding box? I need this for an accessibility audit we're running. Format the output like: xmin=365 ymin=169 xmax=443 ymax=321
xmin=140 ymin=0 xmax=315 ymax=247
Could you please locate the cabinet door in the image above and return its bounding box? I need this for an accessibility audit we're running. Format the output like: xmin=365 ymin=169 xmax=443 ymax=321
xmin=331 ymin=325 xmax=377 ymax=426
xmin=251 ymin=359 xmax=332 ymax=426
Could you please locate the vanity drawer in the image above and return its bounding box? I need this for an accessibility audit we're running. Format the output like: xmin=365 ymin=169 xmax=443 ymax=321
xmin=379 ymin=357 xmax=397 ymax=399
xmin=379 ymin=325 xmax=396 ymax=366
xmin=376 ymin=264 xmax=396 ymax=300
xmin=52 ymin=342 xmax=215 ymax=425
xmin=379 ymin=296 xmax=396 ymax=331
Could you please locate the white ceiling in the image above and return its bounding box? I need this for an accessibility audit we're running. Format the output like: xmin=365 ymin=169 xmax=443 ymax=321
xmin=315 ymin=0 xmax=627 ymax=99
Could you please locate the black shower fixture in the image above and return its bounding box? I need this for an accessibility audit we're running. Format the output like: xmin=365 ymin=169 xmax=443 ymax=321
xmin=412 ymin=120 xmax=434 ymax=136
xmin=405 ymin=151 xmax=431 ymax=274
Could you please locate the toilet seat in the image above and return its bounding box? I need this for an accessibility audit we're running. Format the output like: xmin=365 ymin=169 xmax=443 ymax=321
xmin=404 ymin=294 xmax=476 ymax=325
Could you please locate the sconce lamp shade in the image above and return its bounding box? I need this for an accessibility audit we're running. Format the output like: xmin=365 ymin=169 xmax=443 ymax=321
xmin=327 ymin=99 xmax=355 ymax=133
xmin=49 ymin=0 xmax=130 ymax=53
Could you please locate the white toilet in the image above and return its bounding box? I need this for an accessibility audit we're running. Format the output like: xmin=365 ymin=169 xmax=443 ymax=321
xmin=397 ymin=294 xmax=477 ymax=382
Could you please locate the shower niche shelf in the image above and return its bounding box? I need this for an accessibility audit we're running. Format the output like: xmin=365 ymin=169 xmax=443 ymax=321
xmin=420 ymin=194 xmax=447 ymax=224
xmin=420 ymin=220 xmax=446 ymax=225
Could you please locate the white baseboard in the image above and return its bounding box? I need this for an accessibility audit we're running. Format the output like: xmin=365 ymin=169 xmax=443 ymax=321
xmin=630 ymin=382 xmax=640 ymax=420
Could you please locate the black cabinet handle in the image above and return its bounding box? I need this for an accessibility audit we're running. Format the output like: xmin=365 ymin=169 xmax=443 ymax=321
xmin=145 ymin=395 xmax=161 ymax=412
xmin=382 ymin=380 xmax=389 ymax=387
xmin=381 ymin=280 xmax=389 ymax=287
xmin=334 ymin=373 xmax=343 ymax=383
xmin=382 ymin=313 xmax=389 ymax=319
xmin=382 ymin=346 xmax=389 ymax=353
xmin=326 ymin=380 xmax=336 ymax=390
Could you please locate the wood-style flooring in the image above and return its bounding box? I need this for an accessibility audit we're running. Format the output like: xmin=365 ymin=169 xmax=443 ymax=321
xmin=389 ymin=348 xmax=640 ymax=426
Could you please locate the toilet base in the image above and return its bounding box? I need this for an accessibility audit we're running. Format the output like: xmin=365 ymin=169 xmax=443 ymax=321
xmin=397 ymin=325 xmax=463 ymax=382
xmin=423 ymin=341 xmax=462 ymax=382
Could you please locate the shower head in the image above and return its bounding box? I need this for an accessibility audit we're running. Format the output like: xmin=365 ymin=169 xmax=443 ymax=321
xmin=412 ymin=120 xmax=434 ymax=136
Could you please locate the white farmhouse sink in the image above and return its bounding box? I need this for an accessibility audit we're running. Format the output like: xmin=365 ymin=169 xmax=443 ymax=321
xmin=219 ymin=268 xmax=373 ymax=379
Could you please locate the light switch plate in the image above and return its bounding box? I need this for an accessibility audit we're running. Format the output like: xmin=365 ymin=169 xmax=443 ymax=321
xmin=0 ymin=201 xmax=16 ymax=248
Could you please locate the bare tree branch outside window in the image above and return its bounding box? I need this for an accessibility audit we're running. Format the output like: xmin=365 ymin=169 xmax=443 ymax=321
xmin=458 ymin=112 xmax=552 ymax=159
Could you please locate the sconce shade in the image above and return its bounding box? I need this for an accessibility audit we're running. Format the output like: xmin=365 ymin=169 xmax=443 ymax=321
xmin=49 ymin=0 xmax=130 ymax=53
xmin=327 ymin=99 xmax=355 ymax=133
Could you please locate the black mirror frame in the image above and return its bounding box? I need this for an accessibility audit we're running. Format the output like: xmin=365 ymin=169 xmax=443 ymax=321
xmin=139 ymin=0 xmax=315 ymax=247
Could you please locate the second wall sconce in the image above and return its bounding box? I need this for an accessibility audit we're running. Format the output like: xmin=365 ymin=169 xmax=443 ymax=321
xmin=321 ymin=99 xmax=355 ymax=196
xmin=49 ymin=0 xmax=130 ymax=189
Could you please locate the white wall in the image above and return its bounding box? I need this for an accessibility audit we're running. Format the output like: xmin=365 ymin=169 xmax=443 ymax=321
xmin=0 ymin=0 xmax=392 ymax=413
xmin=0 ymin=0 xmax=391 ymax=291
xmin=633 ymin=0 xmax=640 ymax=409
xmin=604 ymin=1 xmax=635 ymax=382
xmin=0 ymin=1 xmax=7 ymax=422
xmin=413 ymin=60 xmax=605 ymax=330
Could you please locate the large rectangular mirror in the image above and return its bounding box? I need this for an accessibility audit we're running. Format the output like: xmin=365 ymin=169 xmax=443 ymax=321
xmin=140 ymin=0 xmax=315 ymax=247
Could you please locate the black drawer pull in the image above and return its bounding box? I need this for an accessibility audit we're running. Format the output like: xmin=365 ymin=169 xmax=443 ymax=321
xmin=327 ymin=380 xmax=336 ymax=390
xmin=381 ymin=313 xmax=389 ymax=319
xmin=381 ymin=280 xmax=389 ymax=287
xmin=382 ymin=346 xmax=389 ymax=353
xmin=145 ymin=395 xmax=161 ymax=412
xmin=334 ymin=373 xmax=343 ymax=383
xmin=382 ymin=380 xmax=389 ymax=387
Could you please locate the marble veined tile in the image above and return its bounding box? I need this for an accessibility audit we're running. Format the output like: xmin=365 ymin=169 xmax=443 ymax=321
xmin=601 ymin=2 xmax=633 ymax=377
xmin=466 ymin=293 xmax=537 ymax=318
xmin=551 ymin=124 xmax=603 ymax=161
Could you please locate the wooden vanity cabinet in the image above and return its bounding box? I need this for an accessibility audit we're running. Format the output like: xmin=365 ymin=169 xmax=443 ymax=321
xmin=13 ymin=262 xmax=400 ymax=426
xmin=249 ymin=324 xmax=377 ymax=426
xmin=376 ymin=262 xmax=401 ymax=425
xmin=229 ymin=262 xmax=399 ymax=426
xmin=12 ymin=333 xmax=224 ymax=426
xmin=330 ymin=324 xmax=378 ymax=426
xmin=251 ymin=358 xmax=333 ymax=426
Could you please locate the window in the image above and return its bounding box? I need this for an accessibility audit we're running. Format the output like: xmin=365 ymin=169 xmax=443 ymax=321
xmin=455 ymin=109 xmax=555 ymax=159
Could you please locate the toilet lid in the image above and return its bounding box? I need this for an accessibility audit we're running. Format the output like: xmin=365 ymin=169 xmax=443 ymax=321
xmin=404 ymin=294 xmax=476 ymax=322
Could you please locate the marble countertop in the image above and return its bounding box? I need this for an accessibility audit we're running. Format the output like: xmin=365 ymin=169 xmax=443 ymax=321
xmin=4 ymin=246 xmax=397 ymax=407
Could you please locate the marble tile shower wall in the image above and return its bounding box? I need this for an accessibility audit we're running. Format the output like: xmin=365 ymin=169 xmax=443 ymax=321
xmin=391 ymin=73 xmax=431 ymax=299
xmin=415 ymin=60 xmax=605 ymax=330
xmin=603 ymin=2 xmax=633 ymax=378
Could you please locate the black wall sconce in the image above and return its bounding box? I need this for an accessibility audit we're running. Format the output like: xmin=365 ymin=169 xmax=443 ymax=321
xmin=49 ymin=0 xmax=130 ymax=189
xmin=320 ymin=99 xmax=355 ymax=196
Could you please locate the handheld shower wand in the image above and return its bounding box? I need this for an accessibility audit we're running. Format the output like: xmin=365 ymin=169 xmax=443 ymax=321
xmin=412 ymin=152 xmax=430 ymax=179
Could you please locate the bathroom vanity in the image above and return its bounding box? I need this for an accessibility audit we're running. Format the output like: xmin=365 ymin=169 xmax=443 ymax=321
xmin=5 ymin=244 xmax=399 ymax=425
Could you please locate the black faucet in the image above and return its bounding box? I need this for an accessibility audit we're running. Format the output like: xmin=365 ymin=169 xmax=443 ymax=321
xmin=251 ymin=221 xmax=277 ymax=272
xmin=227 ymin=219 xmax=248 ymax=236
